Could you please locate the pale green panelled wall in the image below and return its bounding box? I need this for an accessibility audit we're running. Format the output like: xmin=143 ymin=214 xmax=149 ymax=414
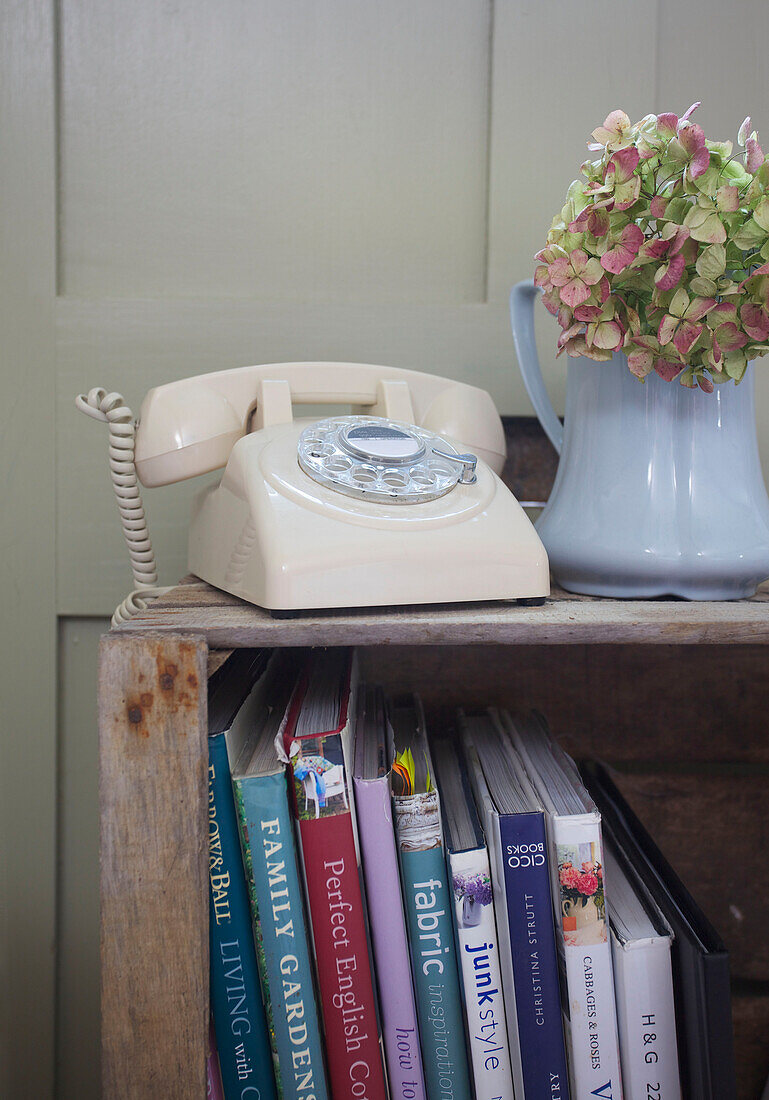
xmin=46 ymin=1 xmax=769 ymax=1097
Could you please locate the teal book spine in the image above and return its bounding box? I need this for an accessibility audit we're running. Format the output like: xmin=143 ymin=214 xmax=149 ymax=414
xmin=233 ymin=770 xmax=329 ymax=1100
xmin=399 ymin=845 xmax=473 ymax=1100
xmin=209 ymin=733 xmax=277 ymax=1100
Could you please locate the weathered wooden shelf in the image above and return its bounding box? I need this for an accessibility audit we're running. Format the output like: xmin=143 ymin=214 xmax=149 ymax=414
xmin=116 ymin=577 xmax=769 ymax=647
xmin=102 ymin=572 xmax=769 ymax=1097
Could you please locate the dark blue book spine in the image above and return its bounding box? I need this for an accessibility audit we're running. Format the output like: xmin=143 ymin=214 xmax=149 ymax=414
xmin=209 ymin=732 xmax=277 ymax=1100
xmin=499 ymin=813 xmax=570 ymax=1100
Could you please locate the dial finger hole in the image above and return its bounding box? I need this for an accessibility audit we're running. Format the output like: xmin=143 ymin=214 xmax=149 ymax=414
xmin=326 ymin=456 xmax=353 ymax=473
xmin=307 ymin=442 xmax=334 ymax=460
xmin=351 ymin=465 xmax=378 ymax=485
xmin=409 ymin=468 xmax=436 ymax=488
xmin=382 ymin=470 xmax=409 ymax=489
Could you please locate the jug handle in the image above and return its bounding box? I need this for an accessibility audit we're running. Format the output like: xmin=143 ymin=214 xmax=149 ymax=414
xmin=510 ymin=280 xmax=564 ymax=454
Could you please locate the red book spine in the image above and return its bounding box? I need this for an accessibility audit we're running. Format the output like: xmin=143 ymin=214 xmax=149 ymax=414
xmin=299 ymin=809 xmax=386 ymax=1100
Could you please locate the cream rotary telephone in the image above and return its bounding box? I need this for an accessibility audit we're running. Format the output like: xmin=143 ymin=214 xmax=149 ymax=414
xmin=78 ymin=362 xmax=549 ymax=618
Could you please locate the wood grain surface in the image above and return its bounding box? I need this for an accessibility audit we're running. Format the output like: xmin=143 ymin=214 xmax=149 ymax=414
xmin=732 ymin=992 xmax=769 ymax=1100
xmin=116 ymin=578 xmax=769 ymax=647
xmin=100 ymin=633 xmax=208 ymax=1098
xmin=359 ymin=644 xmax=769 ymax=763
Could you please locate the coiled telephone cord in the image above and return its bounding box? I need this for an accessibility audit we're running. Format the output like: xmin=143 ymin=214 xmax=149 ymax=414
xmin=75 ymin=387 xmax=171 ymax=626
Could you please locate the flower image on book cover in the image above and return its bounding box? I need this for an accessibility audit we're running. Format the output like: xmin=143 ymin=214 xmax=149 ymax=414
xmin=450 ymin=851 xmax=513 ymax=1100
xmin=557 ymin=842 xmax=606 ymax=949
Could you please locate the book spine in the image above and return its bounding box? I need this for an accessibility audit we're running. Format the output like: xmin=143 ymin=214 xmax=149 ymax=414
xmin=399 ymin=845 xmax=473 ymax=1100
xmin=297 ymin=808 xmax=387 ymax=1100
xmin=448 ymin=847 xmax=514 ymax=1100
xmin=208 ymin=732 xmax=277 ymax=1100
xmin=234 ymin=770 xmax=329 ymax=1100
xmin=498 ymin=813 xmax=570 ymax=1100
xmin=550 ymin=815 xmax=623 ymax=1100
xmin=353 ymin=776 xmax=426 ymax=1100
xmin=611 ymin=936 xmax=681 ymax=1100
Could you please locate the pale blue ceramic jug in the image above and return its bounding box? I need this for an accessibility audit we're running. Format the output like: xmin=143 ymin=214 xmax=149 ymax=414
xmin=511 ymin=280 xmax=769 ymax=599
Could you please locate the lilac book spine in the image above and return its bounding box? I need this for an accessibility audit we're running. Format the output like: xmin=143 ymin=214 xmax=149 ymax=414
xmin=354 ymin=774 xmax=426 ymax=1100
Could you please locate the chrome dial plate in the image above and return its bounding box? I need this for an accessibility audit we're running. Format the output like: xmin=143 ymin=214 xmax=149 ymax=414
xmin=297 ymin=416 xmax=474 ymax=505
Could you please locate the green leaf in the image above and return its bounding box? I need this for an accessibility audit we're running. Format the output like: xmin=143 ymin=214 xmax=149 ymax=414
xmin=732 ymin=220 xmax=766 ymax=249
xmin=661 ymin=197 xmax=690 ymax=225
xmin=689 ymin=276 xmax=718 ymax=296
xmin=724 ymin=352 xmax=747 ymax=381
xmin=689 ymin=213 xmax=727 ymax=244
xmin=761 ymin=239 xmax=769 ymax=261
xmin=677 ymin=366 xmax=697 ymax=388
xmin=684 ymin=204 xmax=710 ymax=229
xmin=752 ymin=196 xmax=769 ymax=231
xmin=695 ymin=242 xmax=727 ymax=279
xmin=693 ymin=165 xmax=721 ymax=197
xmin=670 ymin=286 xmax=689 ymax=317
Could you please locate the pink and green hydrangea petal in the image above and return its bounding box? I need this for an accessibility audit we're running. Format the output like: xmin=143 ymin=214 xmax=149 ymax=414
xmin=658 ymin=313 xmax=678 ymax=345
xmin=613 ymin=175 xmax=642 ymax=211
xmin=654 ymin=357 xmax=684 ymax=382
xmin=559 ymin=278 xmax=592 ymax=308
xmin=716 ymin=185 xmax=739 ymax=212
xmin=746 ymin=135 xmax=764 ymax=174
xmin=591 ymin=110 xmax=631 ymax=148
xmin=656 ymin=113 xmax=678 ymax=140
xmin=672 ymin=320 xmax=703 ymax=356
xmin=740 ymin=303 xmax=769 ymax=340
xmin=610 ymin=145 xmax=640 ymax=182
xmin=588 ymin=320 xmax=624 ymax=350
xmin=715 ymin=322 xmax=749 ymax=351
xmin=654 ymin=252 xmax=686 ymax=291
xmin=684 ymin=296 xmax=716 ymax=322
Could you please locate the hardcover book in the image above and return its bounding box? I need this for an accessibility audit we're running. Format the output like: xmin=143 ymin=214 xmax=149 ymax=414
xmin=602 ymin=841 xmax=681 ymax=1100
xmin=231 ymin=649 xmax=329 ymax=1100
xmin=430 ymin=734 xmax=514 ymax=1100
xmin=280 ymin=648 xmax=387 ymax=1100
xmin=508 ymin=713 xmax=623 ymax=1100
xmin=207 ymin=649 xmax=278 ymax=1100
xmin=460 ymin=710 xmax=570 ymax=1100
xmin=389 ymin=696 xmax=472 ymax=1100
xmin=352 ymin=685 xmax=426 ymax=1100
xmin=582 ymin=760 xmax=735 ymax=1100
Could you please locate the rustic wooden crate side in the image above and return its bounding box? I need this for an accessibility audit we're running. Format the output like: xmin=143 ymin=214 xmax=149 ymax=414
xmin=99 ymin=632 xmax=208 ymax=1099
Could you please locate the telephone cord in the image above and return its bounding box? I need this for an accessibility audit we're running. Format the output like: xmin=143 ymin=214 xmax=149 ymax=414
xmin=75 ymin=387 xmax=172 ymax=626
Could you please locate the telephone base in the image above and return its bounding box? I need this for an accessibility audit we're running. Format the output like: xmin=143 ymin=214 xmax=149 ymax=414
xmin=267 ymin=596 xmax=548 ymax=618
xmin=188 ymin=421 xmax=550 ymax=613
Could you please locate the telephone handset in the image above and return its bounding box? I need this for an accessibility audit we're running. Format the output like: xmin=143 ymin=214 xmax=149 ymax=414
xmin=79 ymin=361 xmax=548 ymax=617
xmin=134 ymin=361 xmax=507 ymax=487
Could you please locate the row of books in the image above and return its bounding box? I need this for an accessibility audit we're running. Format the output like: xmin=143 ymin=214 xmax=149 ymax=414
xmin=205 ymin=647 xmax=736 ymax=1100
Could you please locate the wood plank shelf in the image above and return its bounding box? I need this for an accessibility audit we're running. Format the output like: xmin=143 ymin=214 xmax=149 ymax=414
xmin=116 ymin=577 xmax=769 ymax=647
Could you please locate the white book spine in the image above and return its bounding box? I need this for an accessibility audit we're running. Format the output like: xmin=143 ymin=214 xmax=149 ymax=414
xmin=611 ymin=933 xmax=681 ymax=1100
xmin=449 ymin=847 xmax=514 ymax=1100
xmin=549 ymin=813 xmax=623 ymax=1100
